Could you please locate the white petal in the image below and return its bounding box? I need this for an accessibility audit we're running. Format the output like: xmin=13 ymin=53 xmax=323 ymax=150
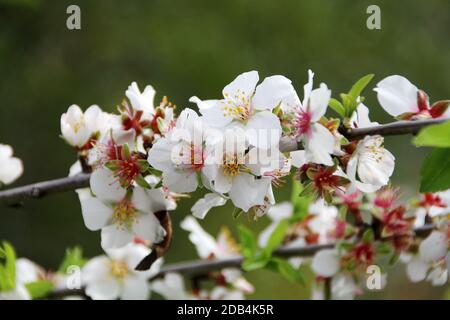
xmin=80 ymin=196 xmax=113 ymax=231
xmin=419 ymin=231 xmax=448 ymax=263
xmin=180 ymin=216 xmax=218 ymax=259
xmin=222 ymin=71 xmax=259 ymax=99
xmin=85 ymin=278 xmax=120 ymax=300
xmin=162 ymin=169 xmax=198 ymax=193
xmin=101 ymin=225 xmax=133 ymax=249
xmin=406 ymin=257 xmax=428 ymax=282
xmin=191 ymin=193 xmax=227 ymax=219
xmin=374 ymin=75 xmax=419 ymax=117
xmin=212 ymin=171 xmax=233 ymax=194
xmin=267 ymin=202 xmax=293 ymax=221
xmin=121 ymin=275 xmax=150 ymax=300
xmin=0 ymin=156 xmax=23 ymax=185
xmin=427 ymin=267 xmax=448 ymax=286
xmin=228 ymin=174 xmax=271 ymax=212
xmin=304 ymin=124 xmax=334 ymax=166
xmin=311 ymin=249 xmax=340 ymax=277
xmin=147 ymin=138 xmax=175 ymax=171
xmin=245 ymin=111 xmax=281 ymax=149
xmin=133 ymin=213 xmax=166 ymax=244
xmin=350 ymin=103 xmax=379 ymax=128
xmin=151 ymin=273 xmax=190 ymax=300
xmin=90 ymin=168 xmax=126 ymax=203
xmin=309 ymin=83 xmax=331 ymax=121
xmin=189 ymin=96 xmax=233 ymax=128
xmin=252 ymin=75 xmax=299 ymax=111
xmin=290 ymin=150 xmax=306 ymax=168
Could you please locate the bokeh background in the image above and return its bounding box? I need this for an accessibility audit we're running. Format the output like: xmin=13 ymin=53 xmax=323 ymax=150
xmin=0 ymin=0 xmax=449 ymax=299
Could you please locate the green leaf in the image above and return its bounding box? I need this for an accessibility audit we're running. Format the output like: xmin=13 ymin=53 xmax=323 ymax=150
xmin=242 ymin=254 xmax=270 ymax=271
xmin=362 ymin=229 xmax=375 ymax=243
xmin=348 ymin=74 xmax=374 ymax=101
xmin=328 ymin=98 xmax=346 ymax=117
xmin=0 ymin=242 xmax=16 ymax=291
xmin=420 ymin=148 xmax=450 ymax=192
xmin=413 ymin=121 xmax=450 ymax=148
xmin=237 ymin=225 xmax=257 ymax=259
xmin=58 ymin=246 xmax=86 ymax=273
xmin=134 ymin=174 xmax=152 ymax=189
xmin=263 ymin=220 xmax=288 ymax=256
xmin=25 ymin=281 xmax=54 ymax=299
xmin=266 ymin=257 xmax=305 ymax=285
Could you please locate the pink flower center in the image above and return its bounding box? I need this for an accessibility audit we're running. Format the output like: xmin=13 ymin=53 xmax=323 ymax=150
xmin=295 ymin=109 xmax=312 ymax=136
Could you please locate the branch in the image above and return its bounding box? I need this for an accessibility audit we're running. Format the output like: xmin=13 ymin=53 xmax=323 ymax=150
xmin=0 ymin=118 xmax=447 ymax=206
xmin=0 ymin=173 xmax=90 ymax=207
xmin=48 ymin=224 xmax=435 ymax=299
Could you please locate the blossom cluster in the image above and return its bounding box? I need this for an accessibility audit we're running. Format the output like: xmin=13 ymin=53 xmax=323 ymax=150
xmin=0 ymin=70 xmax=449 ymax=300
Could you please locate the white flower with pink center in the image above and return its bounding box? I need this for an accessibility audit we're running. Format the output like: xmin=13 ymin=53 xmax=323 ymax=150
xmin=374 ymin=75 xmax=450 ymax=120
xmin=291 ymin=70 xmax=335 ymax=166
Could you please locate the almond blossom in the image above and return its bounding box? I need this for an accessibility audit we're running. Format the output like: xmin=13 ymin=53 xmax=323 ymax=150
xmin=374 ymin=75 xmax=450 ymax=120
xmin=82 ymin=242 xmax=162 ymax=300
xmin=147 ymin=108 xmax=216 ymax=193
xmin=189 ymin=70 xmax=295 ymax=149
xmin=60 ymin=104 xmax=116 ymax=149
xmin=287 ymin=70 xmax=335 ymax=166
xmin=346 ymin=135 xmax=395 ymax=193
xmin=0 ymin=144 xmax=23 ymax=186
xmin=80 ymin=168 xmax=168 ymax=249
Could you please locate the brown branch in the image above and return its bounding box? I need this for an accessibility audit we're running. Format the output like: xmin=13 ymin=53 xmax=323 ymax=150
xmin=47 ymin=224 xmax=435 ymax=299
xmin=0 ymin=119 xmax=447 ymax=207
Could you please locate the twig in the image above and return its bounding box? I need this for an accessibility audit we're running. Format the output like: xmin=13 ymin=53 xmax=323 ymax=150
xmin=47 ymin=224 xmax=435 ymax=299
xmin=0 ymin=119 xmax=447 ymax=206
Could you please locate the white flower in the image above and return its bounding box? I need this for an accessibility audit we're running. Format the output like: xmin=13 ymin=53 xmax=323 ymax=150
xmin=82 ymin=243 xmax=161 ymax=300
xmin=190 ymin=70 xmax=294 ymax=149
xmin=311 ymin=249 xmax=340 ymax=278
xmin=151 ymin=273 xmax=194 ymax=300
xmin=346 ymin=135 xmax=395 ymax=193
xmin=308 ymin=200 xmax=339 ymax=244
xmin=80 ymin=168 xmax=168 ymax=249
xmin=291 ymin=70 xmax=335 ymax=166
xmin=148 ymin=108 xmax=217 ymax=193
xmin=374 ymin=75 xmax=450 ymax=119
xmin=126 ymin=82 xmax=156 ymax=119
xmin=0 ymin=144 xmax=23 ymax=185
xmin=202 ymin=129 xmax=273 ymax=212
xmin=191 ymin=193 xmax=228 ymax=219
xmin=405 ymin=231 xmax=449 ymax=286
xmin=60 ymin=104 xmax=115 ymax=148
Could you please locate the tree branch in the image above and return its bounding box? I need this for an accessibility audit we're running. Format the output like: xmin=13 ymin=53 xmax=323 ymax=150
xmin=0 ymin=119 xmax=447 ymax=207
xmin=47 ymin=224 xmax=435 ymax=299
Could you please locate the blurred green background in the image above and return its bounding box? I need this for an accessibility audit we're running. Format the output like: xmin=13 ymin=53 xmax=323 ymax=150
xmin=0 ymin=0 xmax=449 ymax=299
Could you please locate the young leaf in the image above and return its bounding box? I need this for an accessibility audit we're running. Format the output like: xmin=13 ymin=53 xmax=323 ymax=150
xmin=25 ymin=281 xmax=54 ymax=299
xmin=413 ymin=121 xmax=450 ymax=148
xmin=58 ymin=246 xmax=86 ymax=273
xmin=419 ymin=148 xmax=450 ymax=192
xmin=328 ymin=98 xmax=346 ymax=117
xmin=263 ymin=219 xmax=289 ymax=256
xmin=237 ymin=225 xmax=257 ymax=259
xmin=348 ymin=74 xmax=374 ymax=100
xmin=0 ymin=242 xmax=16 ymax=291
